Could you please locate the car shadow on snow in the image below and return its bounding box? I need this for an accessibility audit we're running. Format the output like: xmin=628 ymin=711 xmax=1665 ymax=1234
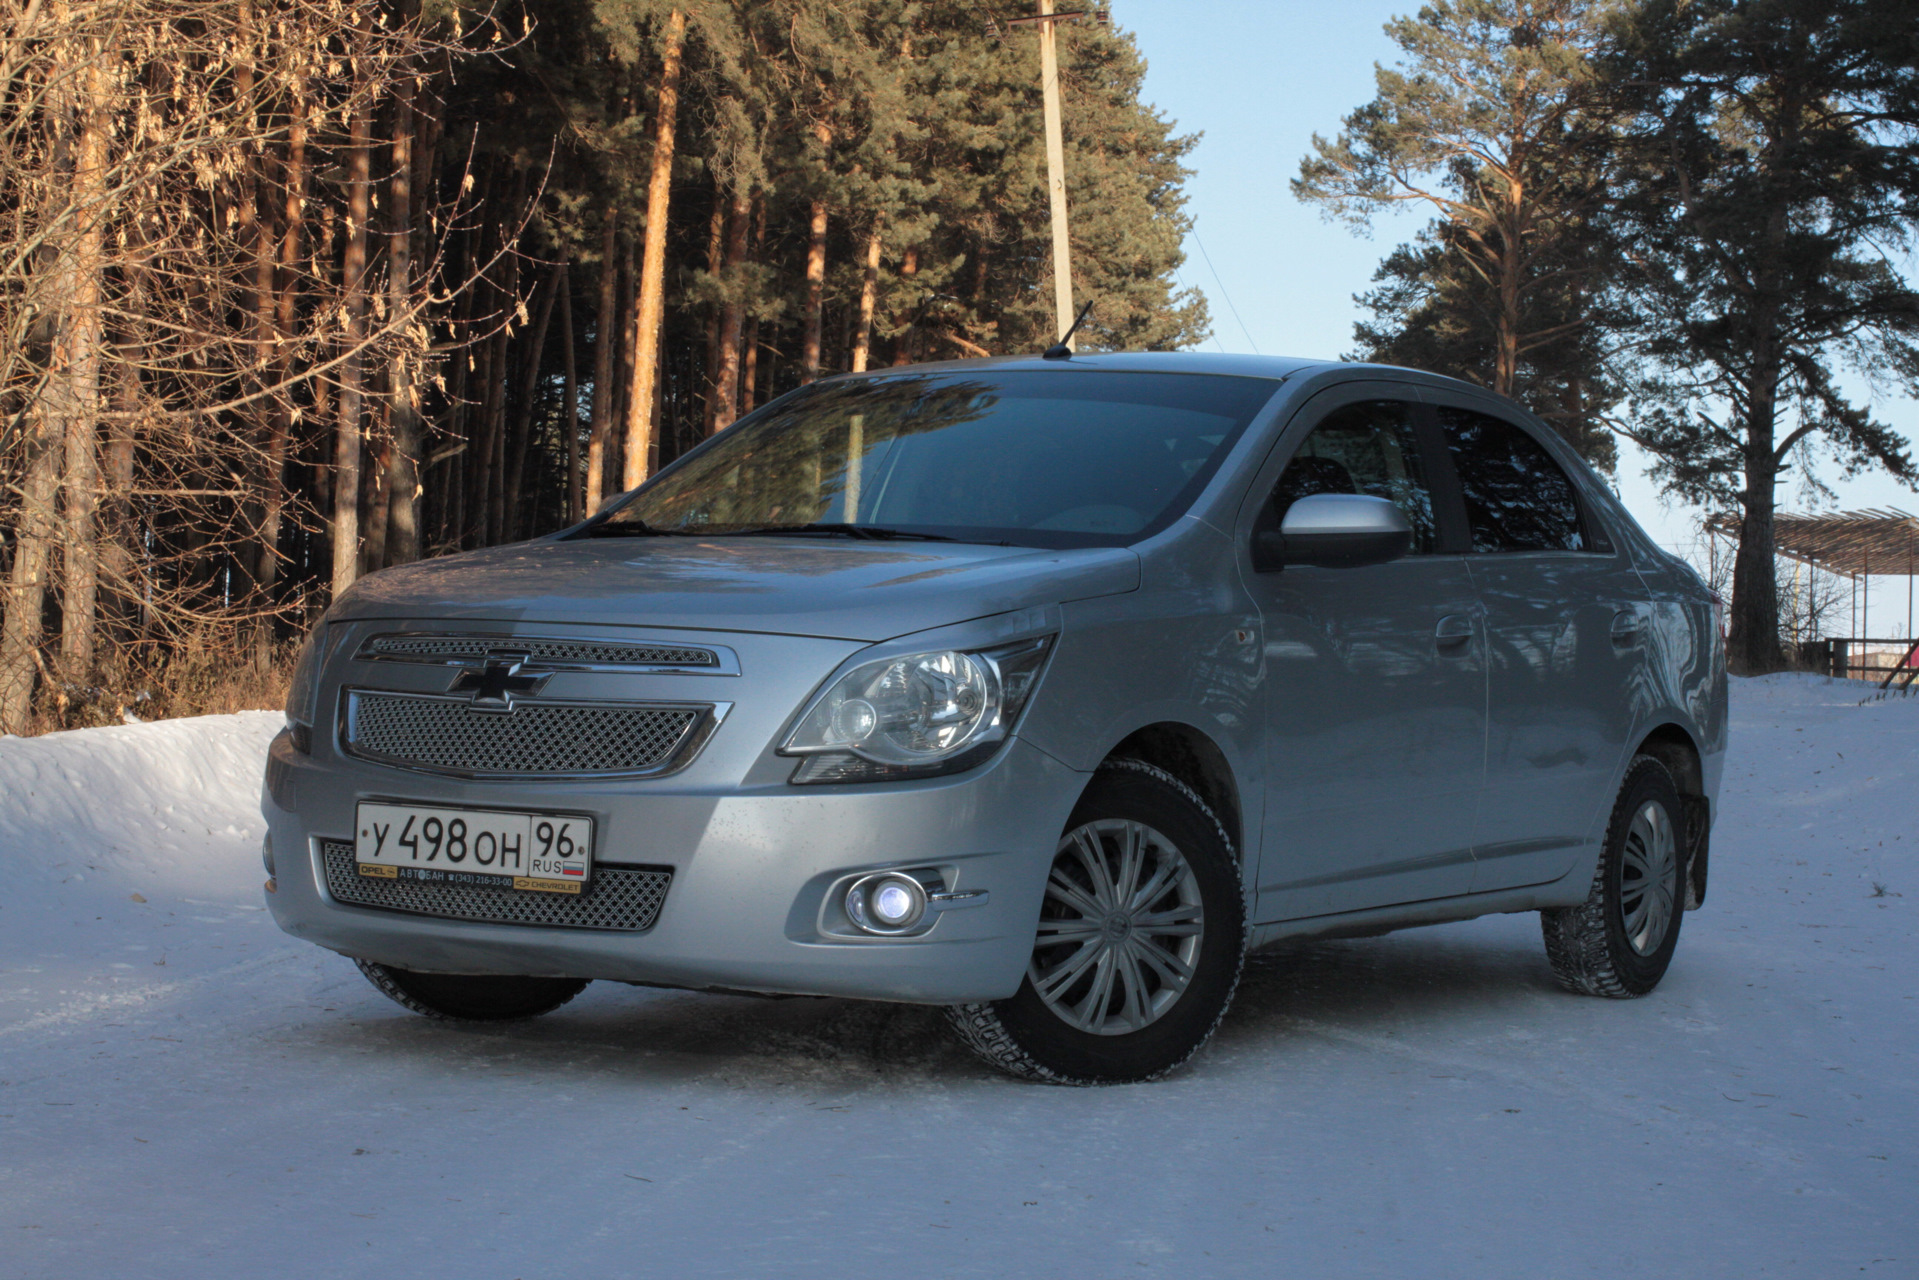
xmin=291 ymin=918 xmax=1568 ymax=1088
xmin=1220 ymin=926 xmax=1565 ymax=1048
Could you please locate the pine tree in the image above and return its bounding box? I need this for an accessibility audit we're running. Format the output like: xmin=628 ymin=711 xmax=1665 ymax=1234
xmin=1295 ymin=0 xmax=1618 ymax=460
xmin=1604 ymin=0 xmax=1919 ymax=673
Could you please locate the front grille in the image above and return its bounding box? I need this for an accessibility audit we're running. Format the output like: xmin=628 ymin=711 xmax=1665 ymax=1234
xmin=321 ymin=840 xmax=670 ymax=931
xmin=344 ymin=691 xmax=704 ymax=777
xmin=362 ymin=634 xmax=719 ymax=669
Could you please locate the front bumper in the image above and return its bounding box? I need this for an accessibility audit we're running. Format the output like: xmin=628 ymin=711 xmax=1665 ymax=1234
xmin=262 ymin=730 xmax=1084 ymax=1004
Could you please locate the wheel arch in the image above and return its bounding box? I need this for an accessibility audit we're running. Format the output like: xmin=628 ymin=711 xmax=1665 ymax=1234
xmin=1098 ymin=721 xmax=1244 ymax=863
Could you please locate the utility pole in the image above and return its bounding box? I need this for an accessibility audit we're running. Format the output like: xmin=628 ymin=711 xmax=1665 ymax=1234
xmin=999 ymin=5 xmax=1105 ymax=348
xmin=1037 ymin=0 xmax=1074 ymax=347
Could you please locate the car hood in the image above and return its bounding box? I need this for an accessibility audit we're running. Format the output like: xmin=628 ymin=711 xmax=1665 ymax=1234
xmin=327 ymin=535 xmax=1141 ymax=642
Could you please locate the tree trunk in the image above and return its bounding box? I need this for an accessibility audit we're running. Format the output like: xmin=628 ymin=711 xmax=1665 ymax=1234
xmin=585 ymin=216 xmax=618 ymax=513
xmin=312 ymin=203 xmax=337 ymax=515
xmin=611 ymin=233 xmax=638 ymax=490
xmin=1723 ymin=173 xmax=1797 ymax=676
xmin=1493 ymin=222 xmax=1520 ymax=398
xmin=101 ymin=362 xmax=138 ymax=642
xmin=740 ymin=196 xmax=766 ymax=414
xmin=559 ymin=263 xmax=581 ymax=522
xmin=506 ymin=261 xmax=563 ymax=539
xmin=892 ymin=246 xmax=919 ymax=365
xmin=622 ymin=8 xmax=687 ymax=492
xmin=329 ymin=93 xmax=372 ymax=598
xmin=850 ymin=216 xmax=883 ymax=374
xmin=384 ymin=61 xmax=422 ymax=568
xmin=2 ymin=47 xmax=97 ymax=727
xmin=1729 ymin=345 xmax=1786 ymax=674
xmin=0 ymin=419 xmax=61 ymax=733
xmin=483 ymin=315 xmax=509 ymax=542
xmin=478 ymin=170 xmax=524 ymax=544
xmin=801 ymin=198 xmax=828 ymax=383
xmin=361 ymin=433 xmax=390 ymax=574
xmin=58 ymin=54 xmax=110 ymax=675
xmin=711 ymin=186 xmax=753 ymax=431
xmin=441 ymin=208 xmax=479 ymax=551
xmin=1730 ymin=441 xmax=1782 ymax=674
xmin=701 ymin=186 xmax=726 ymax=434
xmin=257 ymin=73 xmax=307 ymax=657
xmin=235 ymin=1 xmax=274 ymax=665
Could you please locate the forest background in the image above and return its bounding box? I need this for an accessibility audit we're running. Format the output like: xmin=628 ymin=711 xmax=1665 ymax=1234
xmin=3 ymin=0 xmax=1916 ymax=735
xmin=0 ymin=0 xmax=1206 ymax=734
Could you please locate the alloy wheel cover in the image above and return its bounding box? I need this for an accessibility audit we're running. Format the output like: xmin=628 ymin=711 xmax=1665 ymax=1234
xmin=1620 ymin=799 xmax=1678 ymax=956
xmin=1029 ymin=818 xmax=1205 ymax=1036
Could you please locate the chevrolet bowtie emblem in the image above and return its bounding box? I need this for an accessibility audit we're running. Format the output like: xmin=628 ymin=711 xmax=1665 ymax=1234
xmin=448 ymin=653 xmax=551 ymax=710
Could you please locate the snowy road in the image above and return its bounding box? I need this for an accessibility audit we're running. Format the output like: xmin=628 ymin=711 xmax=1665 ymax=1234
xmin=2 ymin=676 xmax=1913 ymax=1278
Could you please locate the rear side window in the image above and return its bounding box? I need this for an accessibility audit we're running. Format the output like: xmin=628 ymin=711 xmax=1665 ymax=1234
xmin=1438 ymin=407 xmax=1587 ymax=553
xmin=1268 ymin=400 xmax=1436 ymax=553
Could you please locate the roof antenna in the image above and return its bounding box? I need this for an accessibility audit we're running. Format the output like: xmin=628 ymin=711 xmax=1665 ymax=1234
xmin=1042 ymin=299 xmax=1094 ymax=360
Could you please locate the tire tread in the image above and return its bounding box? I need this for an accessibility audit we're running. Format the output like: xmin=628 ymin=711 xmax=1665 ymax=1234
xmin=354 ymin=958 xmax=587 ymax=1022
xmin=1540 ymin=755 xmax=1680 ymax=999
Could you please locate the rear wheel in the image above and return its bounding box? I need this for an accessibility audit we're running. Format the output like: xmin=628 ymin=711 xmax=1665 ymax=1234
xmin=947 ymin=759 xmax=1246 ymax=1084
xmin=1541 ymin=756 xmax=1685 ymax=997
xmin=355 ymin=959 xmax=589 ymax=1022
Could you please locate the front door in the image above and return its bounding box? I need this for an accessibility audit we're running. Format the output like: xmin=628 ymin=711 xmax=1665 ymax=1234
xmin=1242 ymin=389 xmax=1487 ymax=922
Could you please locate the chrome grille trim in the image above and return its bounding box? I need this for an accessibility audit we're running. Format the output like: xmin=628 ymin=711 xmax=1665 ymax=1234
xmin=341 ymin=690 xmax=726 ymax=780
xmin=358 ymin=632 xmax=736 ymax=675
xmin=320 ymin=840 xmax=670 ymax=932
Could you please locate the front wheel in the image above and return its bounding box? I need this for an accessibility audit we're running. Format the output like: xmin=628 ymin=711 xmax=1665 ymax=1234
xmin=1541 ymin=756 xmax=1686 ymax=997
xmin=947 ymin=759 xmax=1247 ymax=1084
xmin=355 ymin=959 xmax=589 ymax=1022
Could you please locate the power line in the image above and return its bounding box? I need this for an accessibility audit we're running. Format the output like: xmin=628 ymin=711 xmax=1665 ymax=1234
xmin=1173 ymin=263 xmax=1228 ymax=353
xmin=1191 ymin=225 xmax=1259 ymax=354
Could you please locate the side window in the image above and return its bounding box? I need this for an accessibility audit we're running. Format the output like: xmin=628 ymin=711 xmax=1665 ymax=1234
xmin=1438 ymin=407 xmax=1587 ymax=553
xmin=1266 ymin=400 xmax=1437 ymax=554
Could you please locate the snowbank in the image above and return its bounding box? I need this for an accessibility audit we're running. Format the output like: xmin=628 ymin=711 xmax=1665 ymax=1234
xmin=0 ymin=712 xmax=281 ymax=946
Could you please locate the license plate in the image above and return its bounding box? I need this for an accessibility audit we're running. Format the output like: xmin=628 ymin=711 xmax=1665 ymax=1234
xmin=354 ymin=802 xmax=595 ymax=895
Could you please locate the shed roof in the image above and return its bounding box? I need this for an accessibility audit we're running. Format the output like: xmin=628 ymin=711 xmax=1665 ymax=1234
xmin=1707 ymin=508 xmax=1919 ymax=577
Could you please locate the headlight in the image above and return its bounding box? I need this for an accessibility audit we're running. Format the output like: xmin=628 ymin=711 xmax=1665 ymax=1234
xmin=781 ymin=636 xmax=1053 ymax=784
xmin=283 ymin=623 xmax=329 ymax=753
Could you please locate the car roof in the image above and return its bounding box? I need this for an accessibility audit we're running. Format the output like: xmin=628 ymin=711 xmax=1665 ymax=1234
xmin=826 ymin=350 xmax=1492 ymax=396
xmin=831 ymin=350 xmax=1319 ymax=381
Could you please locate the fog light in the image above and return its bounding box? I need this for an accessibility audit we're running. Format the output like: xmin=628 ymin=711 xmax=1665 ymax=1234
xmin=262 ymin=832 xmax=275 ymax=877
xmin=845 ymin=873 xmax=928 ymax=934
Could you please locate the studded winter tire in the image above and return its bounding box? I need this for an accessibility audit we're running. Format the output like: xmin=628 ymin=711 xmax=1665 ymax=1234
xmin=946 ymin=759 xmax=1247 ymax=1084
xmin=355 ymin=959 xmax=589 ymax=1022
xmin=1541 ymin=755 xmax=1686 ymax=998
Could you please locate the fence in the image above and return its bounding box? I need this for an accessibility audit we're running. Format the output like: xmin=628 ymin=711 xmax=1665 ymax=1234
xmin=1801 ymin=638 xmax=1919 ymax=686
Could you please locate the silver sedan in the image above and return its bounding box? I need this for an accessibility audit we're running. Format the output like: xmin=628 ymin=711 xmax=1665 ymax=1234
xmin=264 ymin=352 xmax=1726 ymax=1083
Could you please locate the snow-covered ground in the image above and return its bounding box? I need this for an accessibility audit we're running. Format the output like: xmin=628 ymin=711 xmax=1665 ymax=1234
xmin=1 ymin=677 xmax=1913 ymax=1279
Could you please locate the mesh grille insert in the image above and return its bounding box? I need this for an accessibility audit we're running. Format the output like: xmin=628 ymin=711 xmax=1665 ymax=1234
xmin=345 ymin=691 xmax=702 ymax=776
xmin=363 ymin=634 xmax=719 ymax=668
xmin=321 ymin=840 xmax=670 ymax=932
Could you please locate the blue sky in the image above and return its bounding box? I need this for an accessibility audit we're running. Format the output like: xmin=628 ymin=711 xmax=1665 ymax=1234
xmin=1116 ymin=0 xmax=1919 ymax=633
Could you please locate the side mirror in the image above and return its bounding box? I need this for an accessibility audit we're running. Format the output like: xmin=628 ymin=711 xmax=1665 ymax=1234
xmin=1252 ymin=493 xmax=1413 ymax=572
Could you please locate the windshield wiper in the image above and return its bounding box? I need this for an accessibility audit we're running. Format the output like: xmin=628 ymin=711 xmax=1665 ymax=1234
xmin=579 ymin=518 xmax=699 ymax=537
xmin=709 ymin=523 xmax=962 ymax=542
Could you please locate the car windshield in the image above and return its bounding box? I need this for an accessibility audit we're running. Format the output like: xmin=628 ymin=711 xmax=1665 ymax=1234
xmin=589 ymin=370 xmax=1279 ymax=548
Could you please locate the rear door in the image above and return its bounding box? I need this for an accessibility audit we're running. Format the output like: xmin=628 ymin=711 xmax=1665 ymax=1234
xmin=1240 ymin=385 xmax=1487 ymax=921
xmin=1429 ymin=401 xmax=1651 ymax=893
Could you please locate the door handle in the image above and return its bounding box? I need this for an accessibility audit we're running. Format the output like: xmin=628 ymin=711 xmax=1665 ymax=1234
xmin=1611 ymin=609 xmax=1646 ymax=643
xmin=1434 ymin=614 xmax=1475 ymax=646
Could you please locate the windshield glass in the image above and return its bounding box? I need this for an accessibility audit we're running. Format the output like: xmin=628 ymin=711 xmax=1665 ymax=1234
xmin=591 ymin=370 xmax=1279 ymax=548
